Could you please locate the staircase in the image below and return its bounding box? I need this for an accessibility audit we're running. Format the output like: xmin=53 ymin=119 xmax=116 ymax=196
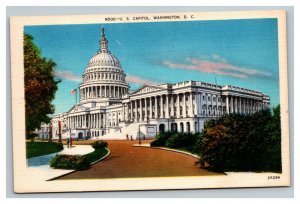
xmin=92 ymin=122 xmax=145 ymax=140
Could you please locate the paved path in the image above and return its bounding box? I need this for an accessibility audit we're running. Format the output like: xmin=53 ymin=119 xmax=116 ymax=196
xmin=59 ymin=140 xmax=220 ymax=180
xmin=58 ymin=145 xmax=94 ymax=155
xmin=27 ymin=145 xmax=94 ymax=167
xmin=26 ymin=145 xmax=94 ymax=181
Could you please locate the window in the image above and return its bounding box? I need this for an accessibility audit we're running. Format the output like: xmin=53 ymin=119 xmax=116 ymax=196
xmin=202 ymin=95 xmax=206 ymax=100
xmin=208 ymin=97 xmax=211 ymax=101
xmin=213 ymin=97 xmax=216 ymax=102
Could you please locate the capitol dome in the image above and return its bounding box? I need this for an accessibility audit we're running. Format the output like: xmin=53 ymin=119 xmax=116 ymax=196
xmin=79 ymin=27 xmax=129 ymax=104
xmin=87 ymin=51 xmax=121 ymax=68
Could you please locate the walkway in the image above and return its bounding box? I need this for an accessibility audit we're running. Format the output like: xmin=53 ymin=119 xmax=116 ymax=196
xmin=58 ymin=140 xmax=220 ymax=180
xmin=26 ymin=145 xmax=94 ymax=181
xmin=27 ymin=145 xmax=94 ymax=167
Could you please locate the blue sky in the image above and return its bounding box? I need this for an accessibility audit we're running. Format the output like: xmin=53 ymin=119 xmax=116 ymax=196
xmin=24 ymin=18 xmax=279 ymax=114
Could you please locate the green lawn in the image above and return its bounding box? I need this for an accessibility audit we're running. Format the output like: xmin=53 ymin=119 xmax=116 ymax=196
xmin=26 ymin=142 xmax=63 ymax=158
xmin=85 ymin=148 xmax=109 ymax=164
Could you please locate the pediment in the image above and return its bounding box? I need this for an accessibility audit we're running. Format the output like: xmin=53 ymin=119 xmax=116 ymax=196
xmin=132 ymin=85 xmax=164 ymax=95
xmin=67 ymin=104 xmax=88 ymax=113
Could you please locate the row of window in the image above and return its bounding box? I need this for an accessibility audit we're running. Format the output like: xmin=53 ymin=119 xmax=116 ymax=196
xmin=84 ymin=72 xmax=125 ymax=82
xmin=86 ymin=67 xmax=121 ymax=73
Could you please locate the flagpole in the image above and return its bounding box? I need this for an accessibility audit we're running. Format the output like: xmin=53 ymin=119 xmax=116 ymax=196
xmin=75 ymin=88 xmax=78 ymax=104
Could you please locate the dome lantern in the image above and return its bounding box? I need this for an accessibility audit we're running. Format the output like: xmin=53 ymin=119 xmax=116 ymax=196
xmin=100 ymin=27 xmax=108 ymax=52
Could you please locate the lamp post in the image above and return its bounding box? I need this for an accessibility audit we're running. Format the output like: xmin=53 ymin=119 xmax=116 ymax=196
xmin=138 ymin=124 xmax=141 ymax=145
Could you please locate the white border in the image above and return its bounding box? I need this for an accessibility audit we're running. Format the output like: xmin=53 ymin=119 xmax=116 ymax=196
xmin=9 ymin=10 xmax=290 ymax=193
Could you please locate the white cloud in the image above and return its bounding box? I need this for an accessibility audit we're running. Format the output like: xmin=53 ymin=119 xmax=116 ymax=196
xmin=126 ymin=75 xmax=159 ymax=85
xmin=55 ymin=70 xmax=81 ymax=82
xmin=162 ymin=57 xmax=272 ymax=79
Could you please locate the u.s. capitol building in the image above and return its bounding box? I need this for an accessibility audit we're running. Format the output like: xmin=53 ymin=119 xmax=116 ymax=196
xmin=51 ymin=28 xmax=270 ymax=140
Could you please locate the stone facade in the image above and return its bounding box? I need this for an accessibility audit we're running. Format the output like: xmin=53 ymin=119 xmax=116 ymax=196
xmin=51 ymin=27 xmax=270 ymax=140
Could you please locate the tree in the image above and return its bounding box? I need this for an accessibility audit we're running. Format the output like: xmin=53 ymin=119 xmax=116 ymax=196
xmin=24 ymin=33 xmax=60 ymax=135
xmin=196 ymin=106 xmax=282 ymax=172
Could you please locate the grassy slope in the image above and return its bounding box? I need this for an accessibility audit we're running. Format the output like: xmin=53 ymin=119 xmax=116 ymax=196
xmin=85 ymin=148 xmax=109 ymax=164
xmin=26 ymin=142 xmax=62 ymax=158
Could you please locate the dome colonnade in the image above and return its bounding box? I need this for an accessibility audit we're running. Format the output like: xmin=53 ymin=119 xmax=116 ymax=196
xmin=79 ymin=27 xmax=129 ymax=102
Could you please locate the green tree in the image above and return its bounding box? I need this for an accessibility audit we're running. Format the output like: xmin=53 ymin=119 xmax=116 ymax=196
xmin=24 ymin=33 xmax=60 ymax=136
xmin=197 ymin=106 xmax=281 ymax=172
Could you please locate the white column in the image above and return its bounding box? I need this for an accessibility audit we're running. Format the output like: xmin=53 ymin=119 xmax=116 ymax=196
xmin=199 ymin=93 xmax=202 ymax=116
xmin=90 ymin=114 xmax=92 ymax=128
xmin=150 ymin=97 xmax=153 ymax=119
xmin=82 ymin=115 xmax=85 ymax=128
xmin=195 ymin=92 xmax=198 ymax=116
xmin=190 ymin=92 xmax=193 ymax=117
xmin=183 ymin=93 xmax=187 ymax=117
xmin=211 ymin=94 xmax=214 ymax=116
xmin=166 ymin=95 xmax=169 ymax=118
xmin=155 ymin=96 xmax=158 ymax=118
xmin=234 ymin=97 xmax=237 ymax=113
xmin=226 ymin=95 xmax=229 ymax=114
xmin=135 ymin=100 xmax=138 ymax=121
xmin=139 ymin=99 xmax=143 ymax=121
xmin=160 ymin=96 xmax=163 ymax=118
xmin=239 ymin=97 xmax=242 ymax=113
xmin=130 ymin=101 xmax=133 ymax=121
xmin=177 ymin=94 xmax=180 ymax=118
xmin=89 ymin=114 xmax=91 ymax=128
xmin=230 ymin=96 xmax=234 ymax=113
xmin=96 ymin=113 xmax=98 ymax=128
xmin=206 ymin=94 xmax=208 ymax=116
xmin=170 ymin=95 xmax=174 ymax=117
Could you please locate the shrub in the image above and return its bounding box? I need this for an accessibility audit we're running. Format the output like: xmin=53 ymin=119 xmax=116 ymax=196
xmin=165 ymin=132 xmax=199 ymax=149
xmin=91 ymin=140 xmax=108 ymax=149
xmin=56 ymin=142 xmax=64 ymax=149
xmin=196 ymin=107 xmax=282 ymax=172
xmin=150 ymin=131 xmax=173 ymax=147
xmin=49 ymin=154 xmax=90 ymax=170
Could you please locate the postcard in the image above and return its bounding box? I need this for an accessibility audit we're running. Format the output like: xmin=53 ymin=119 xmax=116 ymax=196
xmin=10 ymin=10 xmax=290 ymax=193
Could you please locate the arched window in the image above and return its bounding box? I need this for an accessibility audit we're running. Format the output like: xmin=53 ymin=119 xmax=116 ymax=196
xmin=186 ymin=122 xmax=190 ymax=132
xmin=180 ymin=122 xmax=184 ymax=132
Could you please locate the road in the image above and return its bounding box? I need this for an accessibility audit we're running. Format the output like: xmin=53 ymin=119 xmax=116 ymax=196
xmin=58 ymin=140 xmax=220 ymax=179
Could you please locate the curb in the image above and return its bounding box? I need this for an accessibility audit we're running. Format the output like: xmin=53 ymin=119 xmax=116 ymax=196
xmin=90 ymin=147 xmax=110 ymax=165
xmin=133 ymin=144 xmax=200 ymax=159
xmin=47 ymin=147 xmax=110 ymax=181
